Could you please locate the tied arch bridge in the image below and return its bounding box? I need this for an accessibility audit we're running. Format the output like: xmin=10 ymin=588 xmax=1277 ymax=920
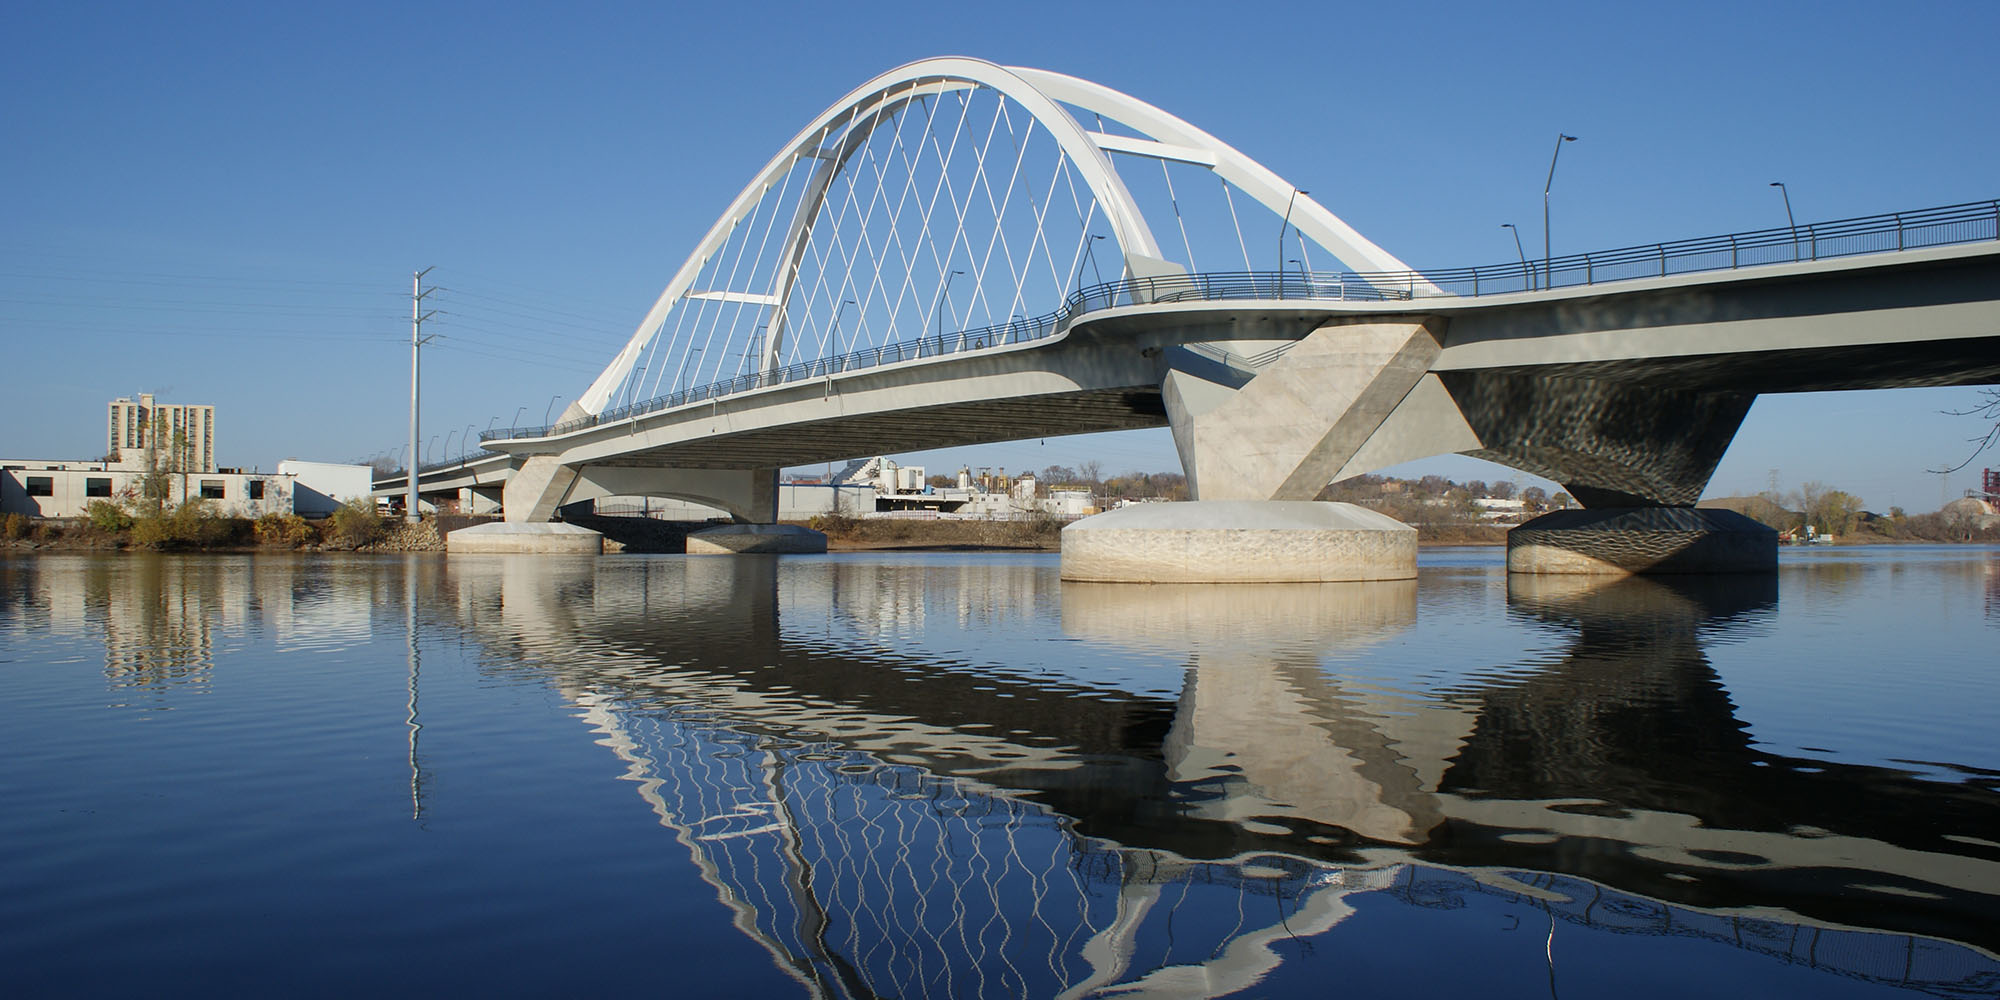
xmin=380 ymin=57 xmax=2000 ymax=572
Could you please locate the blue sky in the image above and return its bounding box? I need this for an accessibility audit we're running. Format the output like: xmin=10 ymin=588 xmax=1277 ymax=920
xmin=4 ymin=0 xmax=1996 ymax=510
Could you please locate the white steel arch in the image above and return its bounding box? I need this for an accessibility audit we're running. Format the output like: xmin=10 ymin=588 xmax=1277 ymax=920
xmin=573 ymin=57 xmax=1427 ymax=421
xmin=1011 ymin=67 xmax=1421 ymax=278
xmin=578 ymin=57 xmax=1166 ymax=417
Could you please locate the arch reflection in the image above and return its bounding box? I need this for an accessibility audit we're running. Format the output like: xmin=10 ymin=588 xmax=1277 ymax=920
xmin=441 ymin=555 xmax=2000 ymax=997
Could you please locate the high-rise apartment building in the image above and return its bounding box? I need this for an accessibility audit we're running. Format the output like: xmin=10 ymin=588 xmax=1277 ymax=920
xmin=107 ymin=393 xmax=216 ymax=473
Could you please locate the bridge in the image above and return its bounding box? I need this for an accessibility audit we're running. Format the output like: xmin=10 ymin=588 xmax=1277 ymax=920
xmin=378 ymin=57 xmax=2000 ymax=566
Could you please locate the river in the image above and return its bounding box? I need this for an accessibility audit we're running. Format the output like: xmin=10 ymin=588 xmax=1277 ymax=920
xmin=2 ymin=546 xmax=1996 ymax=998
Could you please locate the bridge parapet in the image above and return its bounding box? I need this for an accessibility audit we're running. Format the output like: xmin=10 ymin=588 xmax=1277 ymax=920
xmin=482 ymin=199 xmax=2000 ymax=450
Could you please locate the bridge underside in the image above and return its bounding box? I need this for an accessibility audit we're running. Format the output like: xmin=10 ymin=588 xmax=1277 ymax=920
xmin=585 ymin=388 xmax=1167 ymax=470
xmin=471 ymin=246 xmax=2000 ymax=522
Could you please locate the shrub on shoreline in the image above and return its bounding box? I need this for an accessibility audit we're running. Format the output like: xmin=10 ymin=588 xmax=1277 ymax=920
xmin=254 ymin=513 xmax=314 ymax=547
xmin=324 ymin=499 xmax=389 ymax=549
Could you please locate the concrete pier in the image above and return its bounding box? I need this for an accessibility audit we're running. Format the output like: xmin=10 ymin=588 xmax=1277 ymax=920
xmin=446 ymin=521 xmax=605 ymax=554
xmin=686 ymin=523 xmax=828 ymax=555
xmin=1506 ymin=507 xmax=1776 ymax=575
xmin=1060 ymin=501 xmax=1416 ymax=583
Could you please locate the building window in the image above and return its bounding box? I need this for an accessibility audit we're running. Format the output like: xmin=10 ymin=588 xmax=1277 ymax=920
xmin=248 ymin=480 xmax=265 ymax=500
xmin=86 ymin=478 xmax=112 ymax=498
xmin=200 ymin=480 xmax=225 ymax=500
xmin=26 ymin=477 xmax=53 ymax=497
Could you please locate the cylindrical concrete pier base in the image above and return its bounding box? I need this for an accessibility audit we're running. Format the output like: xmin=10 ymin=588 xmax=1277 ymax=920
xmin=1506 ymin=507 xmax=1776 ymax=575
xmin=686 ymin=523 xmax=828 ymax=554
xmin=446 ymin=522 xmax=605 ymax=554
xmin=1060 ymin=501 xmax=1416 ymax=583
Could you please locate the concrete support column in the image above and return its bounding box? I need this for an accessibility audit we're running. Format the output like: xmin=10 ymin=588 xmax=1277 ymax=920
xmin=1439 ymin=372 xmax=1756 ymax=509
xmin=1064 ymin=319 xmax=1442 ymax=583
xmin=1507 ymin=507 xmax=1777 ymax=575
xmin=504 ymin=456 xmax=581 ymax=524
xmin=1165 ymin=318 xmax=1445 ymax=501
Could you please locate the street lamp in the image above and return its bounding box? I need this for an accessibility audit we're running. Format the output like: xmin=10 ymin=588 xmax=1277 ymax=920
xmin=1770 ymin=181 xmax=1799 ymax=260
xmin=1543 ymin=134 xmax=1577 ymax=291
xmin=833 ymin=298 xmax=856 ymax=344
xmin=464 ymin=423 xmax=476 ymax=461
xmin=426 ymin=434 xmax=439 ymax=466
xmin=1502 ymin=223 xmax=1529 ymax=289
xmin=545 ymin=394 xmax=562 ymax=429
xmin=675 ymin=348 xmax=704 ymax=390
xmin=512 ymin=405 xmax=526 ymax=432
xmin=1069 ymin=235 xmax=1107 ymax=298
xmin=444 ymin=429 xmax=459 ymax=464
xmin=1278 ymin=189 xmax=1310 ymax=294
xmin=934 ymin=270 xmax=963 ymax=339
xmin=1288 ymin=258 xmax=1308 ymax=296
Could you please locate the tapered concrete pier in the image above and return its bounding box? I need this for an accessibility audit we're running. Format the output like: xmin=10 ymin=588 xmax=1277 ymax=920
xmin=1506 ymin=507 xmax=1776 ymax=575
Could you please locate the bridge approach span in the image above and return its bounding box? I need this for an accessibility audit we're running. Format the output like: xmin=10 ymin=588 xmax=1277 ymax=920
xmin=397 ymin=238 xmax=2000 ymax=519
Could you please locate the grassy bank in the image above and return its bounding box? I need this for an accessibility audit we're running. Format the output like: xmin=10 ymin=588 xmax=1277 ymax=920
xmin=806 ymin=514 xmax=1065 ymax=550
xmin=1 ymin=500 xmax=445 ymax=553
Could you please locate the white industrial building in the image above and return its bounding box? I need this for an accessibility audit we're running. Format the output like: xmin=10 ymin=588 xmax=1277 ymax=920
xmin=276 ymin=460 xmax=375 ymax=516
xmin=1 ymin=460 xmax=293 ymax=519
xmin=3 ymin=394 xmax=374 ymax=521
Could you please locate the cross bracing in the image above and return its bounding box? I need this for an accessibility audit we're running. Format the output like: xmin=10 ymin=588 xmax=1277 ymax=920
xmin=575 ymin=57 xmax=1417 ymax=421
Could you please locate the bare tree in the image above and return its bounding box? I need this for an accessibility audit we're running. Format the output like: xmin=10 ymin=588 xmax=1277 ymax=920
xmin=1932 ymin=388 xmax=2000 ymax=473
xmin=1076 ymin=459 xmax=1103 ymax=489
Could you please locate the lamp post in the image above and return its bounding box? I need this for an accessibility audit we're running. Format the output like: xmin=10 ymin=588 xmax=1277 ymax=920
xmin=1278 ymin=189 xmax=1309 ymax=296
xmin=833 ymin=299 xmax=855 ymax=345
xmin=746 ymin=325 xmax=769 ymax=377
xmin=1502 ymin=223 xmax=1529 ymax=289
xmin=1288 ymin=258 xmax=1308 ymax=296
xmin=934 ymin=270 xmax=963 ymax=339
xmin=1071 ymin=235 xmax=1106 ymax=297
xmin=1543 ymin=134 xmax=1577 ymax=291
xmin=463 ymin=424 xmax=476 ymax=461
xmin=676 ymin=348 xmax=703 ymax=391
xmin=511 ymin=406 xmax=526 ymax=433
xmin=426 ymin=434 xmax=439 ymax=467
xmin=1770 ymin=181 xmax=1799 ymax=260
xmin=545 ymin=394 xmax=561 ymax=429
xmin=444 ymin=430 xmax=459 ymax=466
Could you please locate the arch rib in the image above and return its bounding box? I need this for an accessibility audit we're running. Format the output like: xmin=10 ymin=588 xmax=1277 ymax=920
xmin=1008 ymin=67 xmax=1430 ymax=282
xmin=576 ymin=57 xmax=1164 ymax=418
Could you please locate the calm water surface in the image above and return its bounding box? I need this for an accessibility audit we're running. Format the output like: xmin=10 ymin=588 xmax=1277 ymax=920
xmin=2 ymin=546 xmax=1996 ymax=998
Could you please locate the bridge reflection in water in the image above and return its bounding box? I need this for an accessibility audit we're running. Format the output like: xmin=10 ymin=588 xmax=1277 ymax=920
xmin=437 ymin=554 xmax=1998 ymax=999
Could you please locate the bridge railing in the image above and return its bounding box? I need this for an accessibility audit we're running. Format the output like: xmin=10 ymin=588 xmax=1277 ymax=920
xmin=1373 ymin=198 xmax=2000 ymax=297
xmin=482 ymin=198 xmax=1998 ymax=444
xmin=415 ymin=448 xmax=501 ymax=475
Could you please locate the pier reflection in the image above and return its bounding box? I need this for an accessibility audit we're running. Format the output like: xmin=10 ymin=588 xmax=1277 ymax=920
xmin=10 ymin=552 xmax=1990 ymax=995
xmin=440 ymin=555 xmax=1999 ymax=997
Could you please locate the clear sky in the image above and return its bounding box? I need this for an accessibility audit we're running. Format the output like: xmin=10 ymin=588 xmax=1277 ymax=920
xmin=5 ymin=0 xmax=1996 ymax=511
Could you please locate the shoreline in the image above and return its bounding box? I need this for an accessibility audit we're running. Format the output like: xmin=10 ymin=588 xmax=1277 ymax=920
xmin=7 ymin=511 xmax=1994 ymax=555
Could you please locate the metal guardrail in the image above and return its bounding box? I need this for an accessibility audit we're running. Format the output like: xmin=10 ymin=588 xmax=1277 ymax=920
xmin=413 ymin=448 xmax=500 ymax=475
xmin=481 ymin=198 xmax=1999 ymax=447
